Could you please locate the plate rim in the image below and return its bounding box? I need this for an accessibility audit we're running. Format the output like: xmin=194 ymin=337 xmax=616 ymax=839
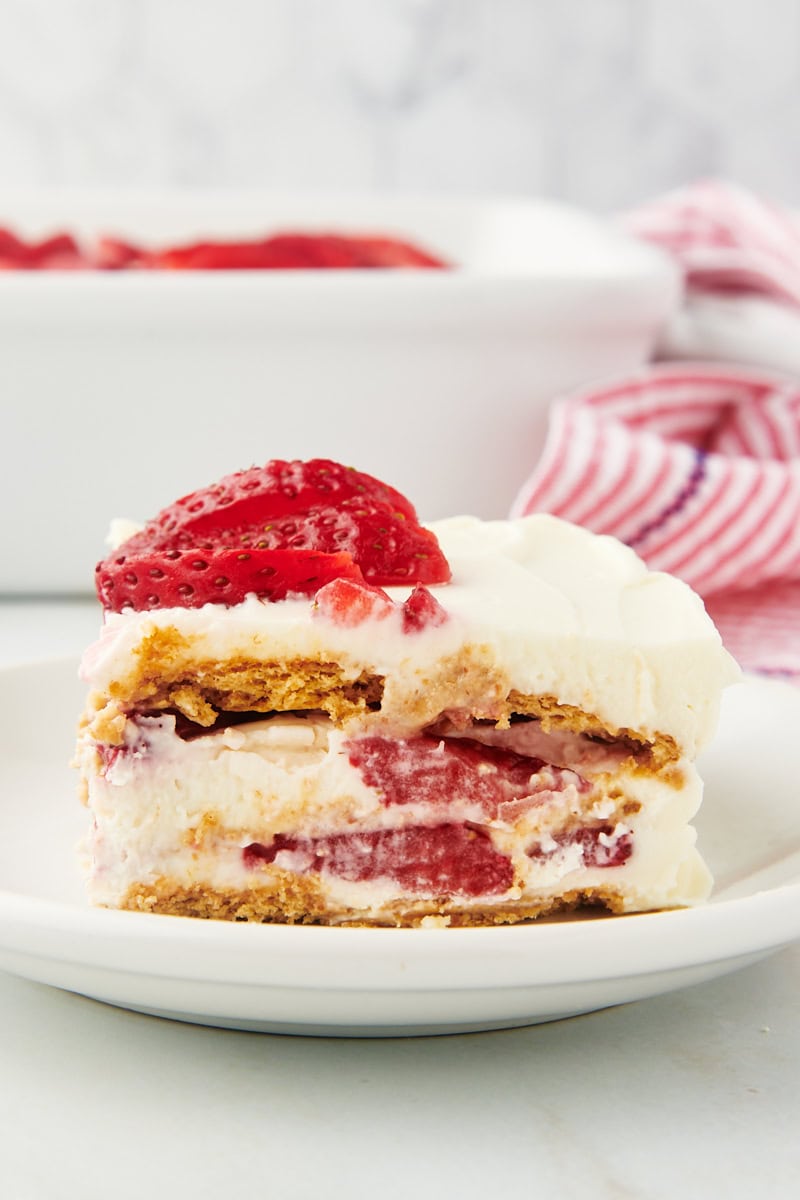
xmin=1 ymin=881 xmax=799 ymax=988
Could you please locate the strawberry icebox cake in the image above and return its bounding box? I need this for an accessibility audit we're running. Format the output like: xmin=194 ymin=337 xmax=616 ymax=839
xmin=75 ymin=459 xmax=738 ymax=927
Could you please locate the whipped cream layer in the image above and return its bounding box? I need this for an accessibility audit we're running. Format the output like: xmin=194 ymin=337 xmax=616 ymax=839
xmin=82 ymin=514 xmax=739 ymax=755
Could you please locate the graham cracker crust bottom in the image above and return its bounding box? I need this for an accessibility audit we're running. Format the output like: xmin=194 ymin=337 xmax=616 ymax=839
xmin=117 ymin=874 xmax=630 ymax=928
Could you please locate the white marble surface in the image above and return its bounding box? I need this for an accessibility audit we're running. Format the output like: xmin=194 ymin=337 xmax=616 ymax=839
xmin=0 ymin=0 xmax=798 ymax=208
xmin=0 ymin=601 xmax=798 ymax=1198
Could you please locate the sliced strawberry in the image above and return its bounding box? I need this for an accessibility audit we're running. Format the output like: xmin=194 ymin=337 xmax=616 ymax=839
xmin=152 ymin=235 xmax=359 ymax=270
xmin=351 ymin=236 xmax=447 ymax=268
xmin=0 ymin=228 xmax=85 ymax=269
xmin=313 ymin=578 xmax=395 ymax=627
xmin=138 ymin=232 xmax=446 ymax=271
xmin=256 ymin=235 xmax=361 ymax=269
xmin=401 ymin=584 xmax=449 ymax=633
xmin=151 ymin=240 xmax=273 ymax=270
xmin=27 ymin=233 xmax=85 ymax=269
xmin=96 ymin=547 xmax=363 ymax=613
xmin=98 ymin=458 xmax=451 ymax=612
xmin=169 ymin=506 xmax=447 ymax=587
xmin=129 ymin=459 xmax=418 ymax=544
xmin=243 ymin=824 xmax=512 ymax=897
xmin=95 ymin=236 xmax=150 ymax=270
xmin=347 ymin=734 xmax=548 ymax=817
xmin=0 ymin=227 xmax=28 ymax=265
xmin=115 ymin=459 xmax=450 ymax=590
xmin=528 ymin=825 xmax=633 ymax=869
xmin=0 ymin=229 xmax=447 ymax=271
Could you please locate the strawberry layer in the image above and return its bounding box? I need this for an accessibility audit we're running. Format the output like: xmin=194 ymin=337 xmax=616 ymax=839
xmin=244 ymin=826 xmax=515 ymax=898
xmin=80 ymin=710 xmax=711 ymax=916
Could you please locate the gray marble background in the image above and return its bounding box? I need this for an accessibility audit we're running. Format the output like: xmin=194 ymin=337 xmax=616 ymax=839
xmin=0 ymin=0 xmax=797 ymax=210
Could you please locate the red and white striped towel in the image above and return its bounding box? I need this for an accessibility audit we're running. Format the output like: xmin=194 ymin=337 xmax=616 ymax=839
xmin=513 ymin=183 xmax=800 ymax=678
xmin=625 ymin=178 xmax=800 ymax=308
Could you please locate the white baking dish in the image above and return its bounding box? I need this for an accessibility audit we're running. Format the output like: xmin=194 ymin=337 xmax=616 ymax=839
xmin=0 ymin=191 xmax=680 ymax=593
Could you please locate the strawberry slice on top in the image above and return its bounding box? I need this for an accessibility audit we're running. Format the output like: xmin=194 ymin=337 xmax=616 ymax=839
xmin=95 ymin=547 xmax=364 ymax=612
xmin=97 ymin=458 xmax=451 ymax=613
xmin=129 ymin=458 xmax=418 ymax=542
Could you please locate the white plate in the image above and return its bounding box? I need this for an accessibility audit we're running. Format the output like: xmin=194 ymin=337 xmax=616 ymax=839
xmin=0 ymin=657 xmax=798 ymax=1037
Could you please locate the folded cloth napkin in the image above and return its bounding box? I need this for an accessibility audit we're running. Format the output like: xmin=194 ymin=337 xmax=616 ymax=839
xmin=512 ymin=182 xmax=800 ymax=678
xmin=627 ymin=179 xmax=800 ymax=375
xmin=625 ymin=178 xmax=800 ymax=308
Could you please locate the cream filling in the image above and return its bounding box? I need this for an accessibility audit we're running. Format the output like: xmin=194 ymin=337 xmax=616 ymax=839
xmin=81 ymin=514 xmax=740 ymax=756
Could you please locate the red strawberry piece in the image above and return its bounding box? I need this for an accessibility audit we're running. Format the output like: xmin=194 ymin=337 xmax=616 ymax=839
xmin=347 ymin=734 xmax=547 ymax=817
xmin=148 ymin=235 xmax=355 ymax=270
xmin=0 ymin=227 xmax=29 ymax=266
xmin=129 ymin=459 xmax=419 ymax=543
xmin=0 ymin=228 xmax=85 ymax=269
xmin=528 ymin=825 xmax=633 ymax=869
xmin=401 ymin=584 xmax=449 ymax=633
xmin=138 ymin=232 xmax=446 ymax=271
xmin=349 ymin=236 xmax=447 ymax=268
xmin=175 ymin=505 xmax=448 ymax=588
xmin=96 ymin=547 xmax=363 ymax=614
xmin=243 ymin=824 xmax=512 ymax=897
xmin=262 ymin=235 xmax=368 ymax=269
xmin=116 ymin=459 xmax=451 ymax=591
xmin=313 ymin=577 xmax=395 ymax=627
xmin=150 ymin=241 xmax=266 ymax=270
xmin=0 ymin=229 xmax=447 ymax=271
xmin=27 ymin=233 xmax=85 ymax=269
xmin=98 ymin=458 xmax=451 ymax=611
xmin=94 ymin=236 xmax=150 ymax=270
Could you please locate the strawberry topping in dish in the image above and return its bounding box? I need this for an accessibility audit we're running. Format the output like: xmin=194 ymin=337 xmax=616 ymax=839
xmin=100 ymin=232 xmax=447 ymax=270
xmin=95 ymin=458 xmax=451 ymax=613
xmin=0 ymin=225 xmax=447 ymax=270
xmin=0 ymin=227 xmax=85 ymax=270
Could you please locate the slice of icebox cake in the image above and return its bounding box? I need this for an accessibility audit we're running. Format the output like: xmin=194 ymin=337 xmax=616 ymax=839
xmin=75 ymin=457 xmax=739 ymax=927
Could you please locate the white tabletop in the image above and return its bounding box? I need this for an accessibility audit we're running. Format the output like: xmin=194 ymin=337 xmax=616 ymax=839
xmin=0 ymin=600 xmax=798 ymax=1200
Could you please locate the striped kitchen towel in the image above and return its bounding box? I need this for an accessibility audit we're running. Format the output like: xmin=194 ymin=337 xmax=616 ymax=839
xmin=626 ymin=179 xmax=800 ymax=376
xmin=512 ymin=364 xmax=800 ymax=676
xmin=624 ymin=178 xmax=800 ymax=307
xmin=513 ymin=182 xmax=800 ymax=677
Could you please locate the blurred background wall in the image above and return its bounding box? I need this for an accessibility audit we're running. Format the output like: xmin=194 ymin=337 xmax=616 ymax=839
xmin=0 ymin=0 xmax=797 ymax=210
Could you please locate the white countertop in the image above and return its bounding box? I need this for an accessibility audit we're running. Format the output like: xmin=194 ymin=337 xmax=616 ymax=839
xmin=0 ymin=600 xmax=798 ymax=1200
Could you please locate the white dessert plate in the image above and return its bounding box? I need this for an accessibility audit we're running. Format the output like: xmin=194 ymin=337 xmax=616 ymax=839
xmin=0 ymin=657 xmax=797 ymax=1038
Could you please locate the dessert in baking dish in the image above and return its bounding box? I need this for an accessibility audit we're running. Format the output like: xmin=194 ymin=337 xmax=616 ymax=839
xmin=75 ymin=459 xmax=737 ymax=926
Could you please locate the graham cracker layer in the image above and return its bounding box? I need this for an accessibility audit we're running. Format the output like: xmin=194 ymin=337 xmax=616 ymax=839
xmin=104 ymin=627 xmax=383 ymax=726
xmin=119 ymin=874 xmax=631 ymax=928
xmin=501 ymin=691 xmax=679 ymax=772
xmin=88 ymin=624 xmax=681 ymax=770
